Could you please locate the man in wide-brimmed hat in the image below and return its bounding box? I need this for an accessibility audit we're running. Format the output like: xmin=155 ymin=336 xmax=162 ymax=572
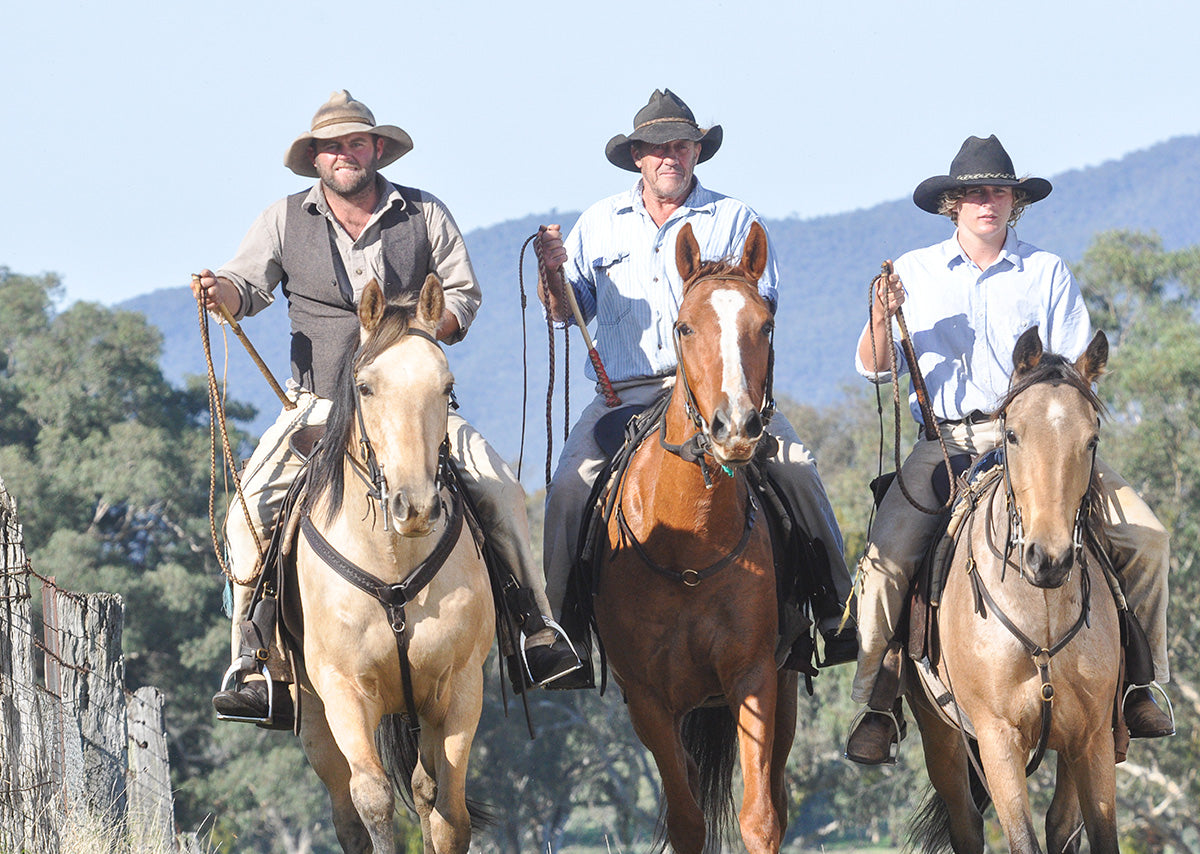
xmin=191 ymin=90 xmax=580 ymax=724
xmin=533 ymin=89 xmax=856 ymax=688
xmin=845 ymin=134 xmax=1174 ymax=765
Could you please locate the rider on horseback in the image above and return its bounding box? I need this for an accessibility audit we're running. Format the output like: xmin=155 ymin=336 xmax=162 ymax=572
xmin=534 ymin=89 xmax=857 ymax=684
xmin=845 ymin=135 xmax=1174 ymax=765
xmin=191 ymin=91 xmax=580 ymax=723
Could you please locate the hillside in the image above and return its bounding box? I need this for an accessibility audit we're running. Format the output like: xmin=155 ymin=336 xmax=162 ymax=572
xmin=122 ymin=134 xmax=1200 ymax=484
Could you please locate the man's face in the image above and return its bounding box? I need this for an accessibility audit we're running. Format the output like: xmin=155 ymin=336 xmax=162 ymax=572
xmin=311 ymin=132 xmax=384 ymax=197
xmin=954 ymin=185 xmax=1014 ymax=243
xmin=633 ymin=139 xmax=701 ymax=205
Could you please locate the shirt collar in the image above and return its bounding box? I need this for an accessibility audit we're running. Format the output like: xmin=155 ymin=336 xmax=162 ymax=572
xmin=618 ymin=177 xmax=719 ymax=218
xmin=941 ymin=226 xmax=1022 ymax=272
xmin=301 ymin=175 xmax=407 ymax=219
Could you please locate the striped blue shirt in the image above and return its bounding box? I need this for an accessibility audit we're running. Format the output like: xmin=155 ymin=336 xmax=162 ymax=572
xmin=562 ymin=179 xmax=779 ymax=384
xmin=856 ymin=227 xmax=1093 ymax=426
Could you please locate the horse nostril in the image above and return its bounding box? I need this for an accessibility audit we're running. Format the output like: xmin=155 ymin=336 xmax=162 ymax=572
xmin=391 ymin=491 xmax=412 ymax=523
xmin=710 ymin=409 xmax=730 ymax=442
xmin=744 ymin=410 xmax=763 ymax=440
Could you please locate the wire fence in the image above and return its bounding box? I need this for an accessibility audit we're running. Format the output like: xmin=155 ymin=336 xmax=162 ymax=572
xmin=1 ymin=475 xmax=195 ymax=853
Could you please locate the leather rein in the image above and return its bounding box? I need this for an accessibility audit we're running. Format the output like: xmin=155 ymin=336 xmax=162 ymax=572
xmin=301 ymin=325 xmax=460 ymax=735
xmin=612 ymin=275 xmax=776 ymax=586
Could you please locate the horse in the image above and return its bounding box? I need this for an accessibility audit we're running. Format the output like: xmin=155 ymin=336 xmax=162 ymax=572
xmin=290 ymin=276 xmax=494 ymax=854
xmin=592 ymin=221 xmax=798 ymax=854
xmin=906 ymin=326 xmax=1121 ymax=854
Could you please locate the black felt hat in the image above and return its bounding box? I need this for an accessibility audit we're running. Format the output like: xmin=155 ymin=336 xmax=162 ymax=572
xmin=912 ymin=135 xmax=1052 ymax=214
xmin=605 ymin=89 xmax=723 ymax=172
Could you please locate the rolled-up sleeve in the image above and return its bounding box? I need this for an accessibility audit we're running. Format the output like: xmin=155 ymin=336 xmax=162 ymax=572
xmin=216 ymin=199 xmax=288 ymax=320
xmin=419 ymin=192 xmax=481 ymax=343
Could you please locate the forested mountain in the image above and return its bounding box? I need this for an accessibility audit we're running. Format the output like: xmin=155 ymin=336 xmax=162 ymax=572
xmin=124 ymin=134 xmax=1200 ymax=479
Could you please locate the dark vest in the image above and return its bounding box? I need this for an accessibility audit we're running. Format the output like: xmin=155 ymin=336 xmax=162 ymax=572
xmin=280 ymin=184 xmax=431 ymax=399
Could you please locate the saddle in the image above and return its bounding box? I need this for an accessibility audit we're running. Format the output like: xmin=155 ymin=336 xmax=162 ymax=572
xmin=563 ymin=393 xmax=842 ymax=694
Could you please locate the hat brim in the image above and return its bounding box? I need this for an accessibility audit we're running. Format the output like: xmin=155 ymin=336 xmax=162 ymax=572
xmin=605 ymin=123 xmax=723 ymax=172
xmin=913 ymin=174 xmax=1052 ymax=214
xmin=284 ymin=122 xmax=414 ymax=178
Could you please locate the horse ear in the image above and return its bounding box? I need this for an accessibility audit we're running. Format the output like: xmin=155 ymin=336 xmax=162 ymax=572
xmin=738 ymin=222 xmax=769 ymax=282
xmin=675 ymin=222 xmax=702 ymax=287
xmin=417 ymin=273 xmax=445 ymax=330
xmin=359 ymin=279 xmax=386 ymax=332
xmin=1076 ymin=330 xmax=1108 ymax=383
xmin=1012 ymin=325 xmax=1044 ymax=376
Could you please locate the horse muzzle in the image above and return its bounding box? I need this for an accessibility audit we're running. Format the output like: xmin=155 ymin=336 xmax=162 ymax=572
xmin=1023 ymin=541 xmax=1075 ymax=589
xmin=708 ymin=401 xmax=764 ymax=464
xmin=389 ymin=488 xmax=442 ymax=538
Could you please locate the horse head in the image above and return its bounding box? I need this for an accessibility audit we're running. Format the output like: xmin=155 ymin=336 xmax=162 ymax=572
xmin=1000 ymin=325 xmax=1108 ymax=588
xmin=672 ymin=221 xmax=775 ymax=467
xmin=353 ymin=275 xmax=453 ymax=537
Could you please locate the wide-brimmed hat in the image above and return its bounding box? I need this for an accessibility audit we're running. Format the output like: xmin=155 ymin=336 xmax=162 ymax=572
xmin=912 ymin=135 xmax=1052 ymax=214
xmin=284 ymin=90 xmax=414 ymax=178
xmin=605 ymin=89 xmax=723 ymax=172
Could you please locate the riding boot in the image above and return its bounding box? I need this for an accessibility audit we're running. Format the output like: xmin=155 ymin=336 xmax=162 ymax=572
xmin=503 ymin=580 xmax=583 ymax=692
xmin=1123 ymin=686 xmax=1175 ymax=738
xmin=212 ymin=595 xmax=294 ymax=730
xmin=845 ymin=699 xmax=907 ymax=766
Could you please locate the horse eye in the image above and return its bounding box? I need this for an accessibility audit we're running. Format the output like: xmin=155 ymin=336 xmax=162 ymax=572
xmin=357 ymin=382 xmax=372 ymax=397
xmin=1005 ymin=429 xmax=1018 ymax=445
xmin=761 ymin=321 xmax=774 ymax=337
xmin=1088 ymin=435 xmax=1100 ymax=451
xmin=677 ymin=323 xmax=694 ymax=337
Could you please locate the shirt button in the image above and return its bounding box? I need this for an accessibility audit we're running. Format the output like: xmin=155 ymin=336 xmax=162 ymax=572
xmin=356 ymin=269 xmax=363 ymax=275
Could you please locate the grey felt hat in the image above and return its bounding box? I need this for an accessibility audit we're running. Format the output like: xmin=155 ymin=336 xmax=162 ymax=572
xmin=604 ymin=89 xmax=722 ymax=172
xmin=284 ymin=90 xmax=413 ymax=178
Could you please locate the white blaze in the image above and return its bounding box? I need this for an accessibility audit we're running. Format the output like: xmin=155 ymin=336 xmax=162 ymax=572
xmin=711 ymin=289 xmax=748 ymax=403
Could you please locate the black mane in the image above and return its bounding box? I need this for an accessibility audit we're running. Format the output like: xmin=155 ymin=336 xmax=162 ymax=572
xmin=996 ymin=351 xmax=1106 ymax=418
xmin=305 ymin=295 xmax=420 ymax=523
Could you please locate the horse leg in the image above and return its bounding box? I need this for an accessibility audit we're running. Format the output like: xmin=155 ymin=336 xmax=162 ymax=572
xmin=1046 ymin=754 xmax=1083 ymax=854
xmin=299 ymin=692 xmax=373 ymax=854
xmin=907 ymin=691 xmax=985 ymax=854
xmin=418 ymin=667 xmax=484 ymax=854
xmin=731 ymin=664 xmax=783 ymax=853
xmin=626 ymin=692 xmax=706 ymax=854
xmin=1065 ymin=733 xmax=1119 ymax=854
xmin=975 ymin=725 xmax=1042 ymax=854
xmin=769 ymin=670 xmax=798 ymax=840
xmin=318 ymin=683 xmax=396 ymax=854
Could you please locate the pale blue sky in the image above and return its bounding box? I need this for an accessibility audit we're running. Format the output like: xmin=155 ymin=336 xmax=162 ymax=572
xmin=6 ymin=0 xmax=1199 ymax=307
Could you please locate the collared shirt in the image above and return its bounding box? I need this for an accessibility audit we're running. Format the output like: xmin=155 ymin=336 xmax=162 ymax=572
xmin=217 ymin=177 xmax=481 ymax=343
xmin=855 ymin=227 xmax=1092 ymax=427
xmin=562 ymin=179 xmax=779 ymax=383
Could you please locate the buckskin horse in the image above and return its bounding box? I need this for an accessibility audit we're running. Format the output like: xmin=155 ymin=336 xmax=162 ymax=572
xmin=290 ymin=276 xmax=493 ymax=854
xmin=591 ymin=221 xmax=798 ymax=854
xmin=907 ymin=327 xmax=1121 ymax=854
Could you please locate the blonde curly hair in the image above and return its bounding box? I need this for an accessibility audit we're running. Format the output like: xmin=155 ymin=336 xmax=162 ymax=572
xmin=938 ymin=186 xmax=1030 ymax=226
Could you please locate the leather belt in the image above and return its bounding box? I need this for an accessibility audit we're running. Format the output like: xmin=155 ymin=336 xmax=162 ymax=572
xmin=924 ymin=410 xmax=992 ymax=441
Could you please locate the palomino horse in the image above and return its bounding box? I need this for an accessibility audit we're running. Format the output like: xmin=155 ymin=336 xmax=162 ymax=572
xmin=593 ymin=222 xmax=798 ymax=854
xmin=291 ymin=276 xmax=494 ymax=854
xmin=908 ymin=327 xmax=1120 ymax=854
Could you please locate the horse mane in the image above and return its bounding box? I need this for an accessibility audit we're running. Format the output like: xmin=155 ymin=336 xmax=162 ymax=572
xmin=305 ymin=293 xmax=421 ymax=524
xmin=684 ymin=257 xmax=768 ymax=303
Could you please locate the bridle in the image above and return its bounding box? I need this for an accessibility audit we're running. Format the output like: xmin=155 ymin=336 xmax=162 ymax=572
xmin=659 ymin=277 xmax=777 ymax=488
xmin=343 ymin=325 xmax=446 ymax=532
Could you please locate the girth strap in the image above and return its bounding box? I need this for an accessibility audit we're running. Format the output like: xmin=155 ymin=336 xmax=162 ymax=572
xmin=300 ymin=483 xmax=464 ymax=734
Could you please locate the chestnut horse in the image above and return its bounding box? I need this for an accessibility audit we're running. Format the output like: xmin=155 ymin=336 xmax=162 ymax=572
xmin=907 ymin=327 xmax=1120 ymax=854
xmin=593 ymin=222 xmax=798 ymax=854
xmin=292 ymin=277 xmax=494 ymax=854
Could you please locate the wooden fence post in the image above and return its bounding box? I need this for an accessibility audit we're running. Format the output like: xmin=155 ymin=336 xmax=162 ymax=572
xmin=0 ymin=474 xmax=61 ymax=852
xmin=127 ymin=685 xmax=176 ymax=850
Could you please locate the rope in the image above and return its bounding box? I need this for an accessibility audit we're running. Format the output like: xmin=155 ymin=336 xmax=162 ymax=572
xmin=195 ymin=293 xmax=263 ymax=584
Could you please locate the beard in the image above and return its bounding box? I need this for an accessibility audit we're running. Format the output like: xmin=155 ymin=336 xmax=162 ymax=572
xmin=317 ymin=154 xmax=379 ymax=199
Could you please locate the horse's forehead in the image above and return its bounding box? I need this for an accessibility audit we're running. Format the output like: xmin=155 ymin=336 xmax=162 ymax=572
xmin=684 ymin=280 xmax=764 ymax=325
xmin=1010 ymin=383 xmax=1095 ymax=432
xmin=360 ymin=335 xmax=448 ymax=382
